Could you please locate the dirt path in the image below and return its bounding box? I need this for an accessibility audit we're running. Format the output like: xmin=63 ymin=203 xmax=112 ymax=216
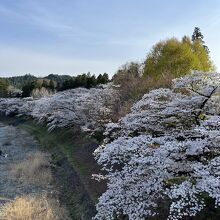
xmin=0 ymin=123 xmax=69 ymax=219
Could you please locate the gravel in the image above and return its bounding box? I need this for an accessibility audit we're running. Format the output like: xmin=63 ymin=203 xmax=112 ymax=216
xmin=0 ymin=123 xmax=53 ymax=217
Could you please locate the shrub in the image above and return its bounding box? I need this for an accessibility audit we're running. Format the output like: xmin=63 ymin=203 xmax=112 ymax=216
xmin=1 ymin=194 xmax=70 ymax=220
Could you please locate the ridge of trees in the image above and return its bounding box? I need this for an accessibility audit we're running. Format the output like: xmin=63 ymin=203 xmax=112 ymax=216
xmin=7 ymin=74 xmax=71 ymax=89
xmin=21 ymin=72 xmax=109 ymax=97
xmin=60 ymin=73 xmax=109 ymax=91
xmin=0 ymin=72 xmax=110 ymax=98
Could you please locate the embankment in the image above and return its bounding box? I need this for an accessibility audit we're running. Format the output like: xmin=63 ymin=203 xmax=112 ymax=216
xmin=0 ymin=116 xmax=106 ymax=220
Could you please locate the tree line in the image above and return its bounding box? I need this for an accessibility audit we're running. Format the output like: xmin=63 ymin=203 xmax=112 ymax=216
xmin=0 ymin=72 xmax=110 ymax=97
xmin=21 ymin=79 xmax=56 ymax=97
xmin=60 ymin=73 xmax=109 ymax=90
xmin=22 ymin=72 xmax=109 ymax=97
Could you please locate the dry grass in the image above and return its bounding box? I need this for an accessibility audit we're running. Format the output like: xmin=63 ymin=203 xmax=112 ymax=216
xmin=112 ymin=72 xmax=174 ymax=121
xmin=1 ymin=194 xmax=70 ymax=220
xmin=10 ymin=152 xmax=52 ymax=185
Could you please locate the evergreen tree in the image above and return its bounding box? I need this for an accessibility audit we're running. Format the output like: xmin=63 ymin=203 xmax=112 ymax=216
xmin=102 ymin=73 xmax=109 ymax=84
xmin=97 ymin=74 xmax=103 ymax=84
xmin=192 ymin=27 xmax=209 ymax=53
xmin=42 ymin=80 xmax=49 ymax=88
xmin=49 ymin=80 xmax=56 ymax=91
xmin=87 ymin=74 xmax=96 ymax=88
xmin=60 ymin=73 xmax=109 ymax=91
xmin=192 ymin=27 xmax=204 ymax=42
xmin=80 ymin=74 xmax=88 ymax=87
xmin=22 ymin=81 xmax=35 ymax=97
xmin=97 ymin=73 xmax=110 ymax=84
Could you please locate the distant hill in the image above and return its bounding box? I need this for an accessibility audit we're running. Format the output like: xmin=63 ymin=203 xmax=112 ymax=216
xmin=7 ymin=74 xmax=37 ymax=89
xmin=45 ymin=74 xmax=72 ymax=85
xmin=6 ymin=74 xmax=72 ymax=89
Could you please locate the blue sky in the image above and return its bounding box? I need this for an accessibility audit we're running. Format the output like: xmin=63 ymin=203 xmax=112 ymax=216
xmin=0 ymin=0 xmax=220 ymax=77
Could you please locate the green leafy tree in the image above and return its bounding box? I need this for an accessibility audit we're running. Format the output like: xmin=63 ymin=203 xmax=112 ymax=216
xmin=192 ymin=39 xmax=213 ymax=71
xmin=143 ymin=37 xmax=214 ymax=79
xmin=0 ymin=78 xmax=9 ymax=97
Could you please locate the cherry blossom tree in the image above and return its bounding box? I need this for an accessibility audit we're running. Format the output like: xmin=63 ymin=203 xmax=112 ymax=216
xmin=93 ymin=71 xmax=220 ymax=220
xmin=0 ymin=84 xmax=117 ymax=131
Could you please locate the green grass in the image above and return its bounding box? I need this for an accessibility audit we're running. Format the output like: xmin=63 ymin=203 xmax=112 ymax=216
xmin=18 ymin=120 xmax=91 ymax=174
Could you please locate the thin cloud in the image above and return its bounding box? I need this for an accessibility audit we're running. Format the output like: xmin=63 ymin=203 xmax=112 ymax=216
xmin=0 ymin=1 xmax=219 ymax=75
xmin=0 ymin=46 xmax=121 ymax=77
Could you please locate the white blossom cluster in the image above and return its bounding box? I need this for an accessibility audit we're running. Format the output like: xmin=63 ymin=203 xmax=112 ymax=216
xmin=94 ymin=71 xmax=220 ymax=220
xmin=0 ymin=97 xmax=34 ymax=116
xmin=0 ymin=85 xmax=117 ymax=131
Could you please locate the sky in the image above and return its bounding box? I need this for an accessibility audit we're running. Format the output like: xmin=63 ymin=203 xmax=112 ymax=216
xmin=0 ymin=0 xmax=220 ymax=77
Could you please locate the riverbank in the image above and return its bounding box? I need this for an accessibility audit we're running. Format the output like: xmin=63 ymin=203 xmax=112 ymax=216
xmin=0 ymin=116 xmax=105 ymax=219
xmin=0 ymin=121 xmax=70 ymax=219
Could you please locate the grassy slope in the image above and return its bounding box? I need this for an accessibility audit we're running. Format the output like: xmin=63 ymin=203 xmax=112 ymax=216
xmin=0 ymin=116 xmax=106 ymax=220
